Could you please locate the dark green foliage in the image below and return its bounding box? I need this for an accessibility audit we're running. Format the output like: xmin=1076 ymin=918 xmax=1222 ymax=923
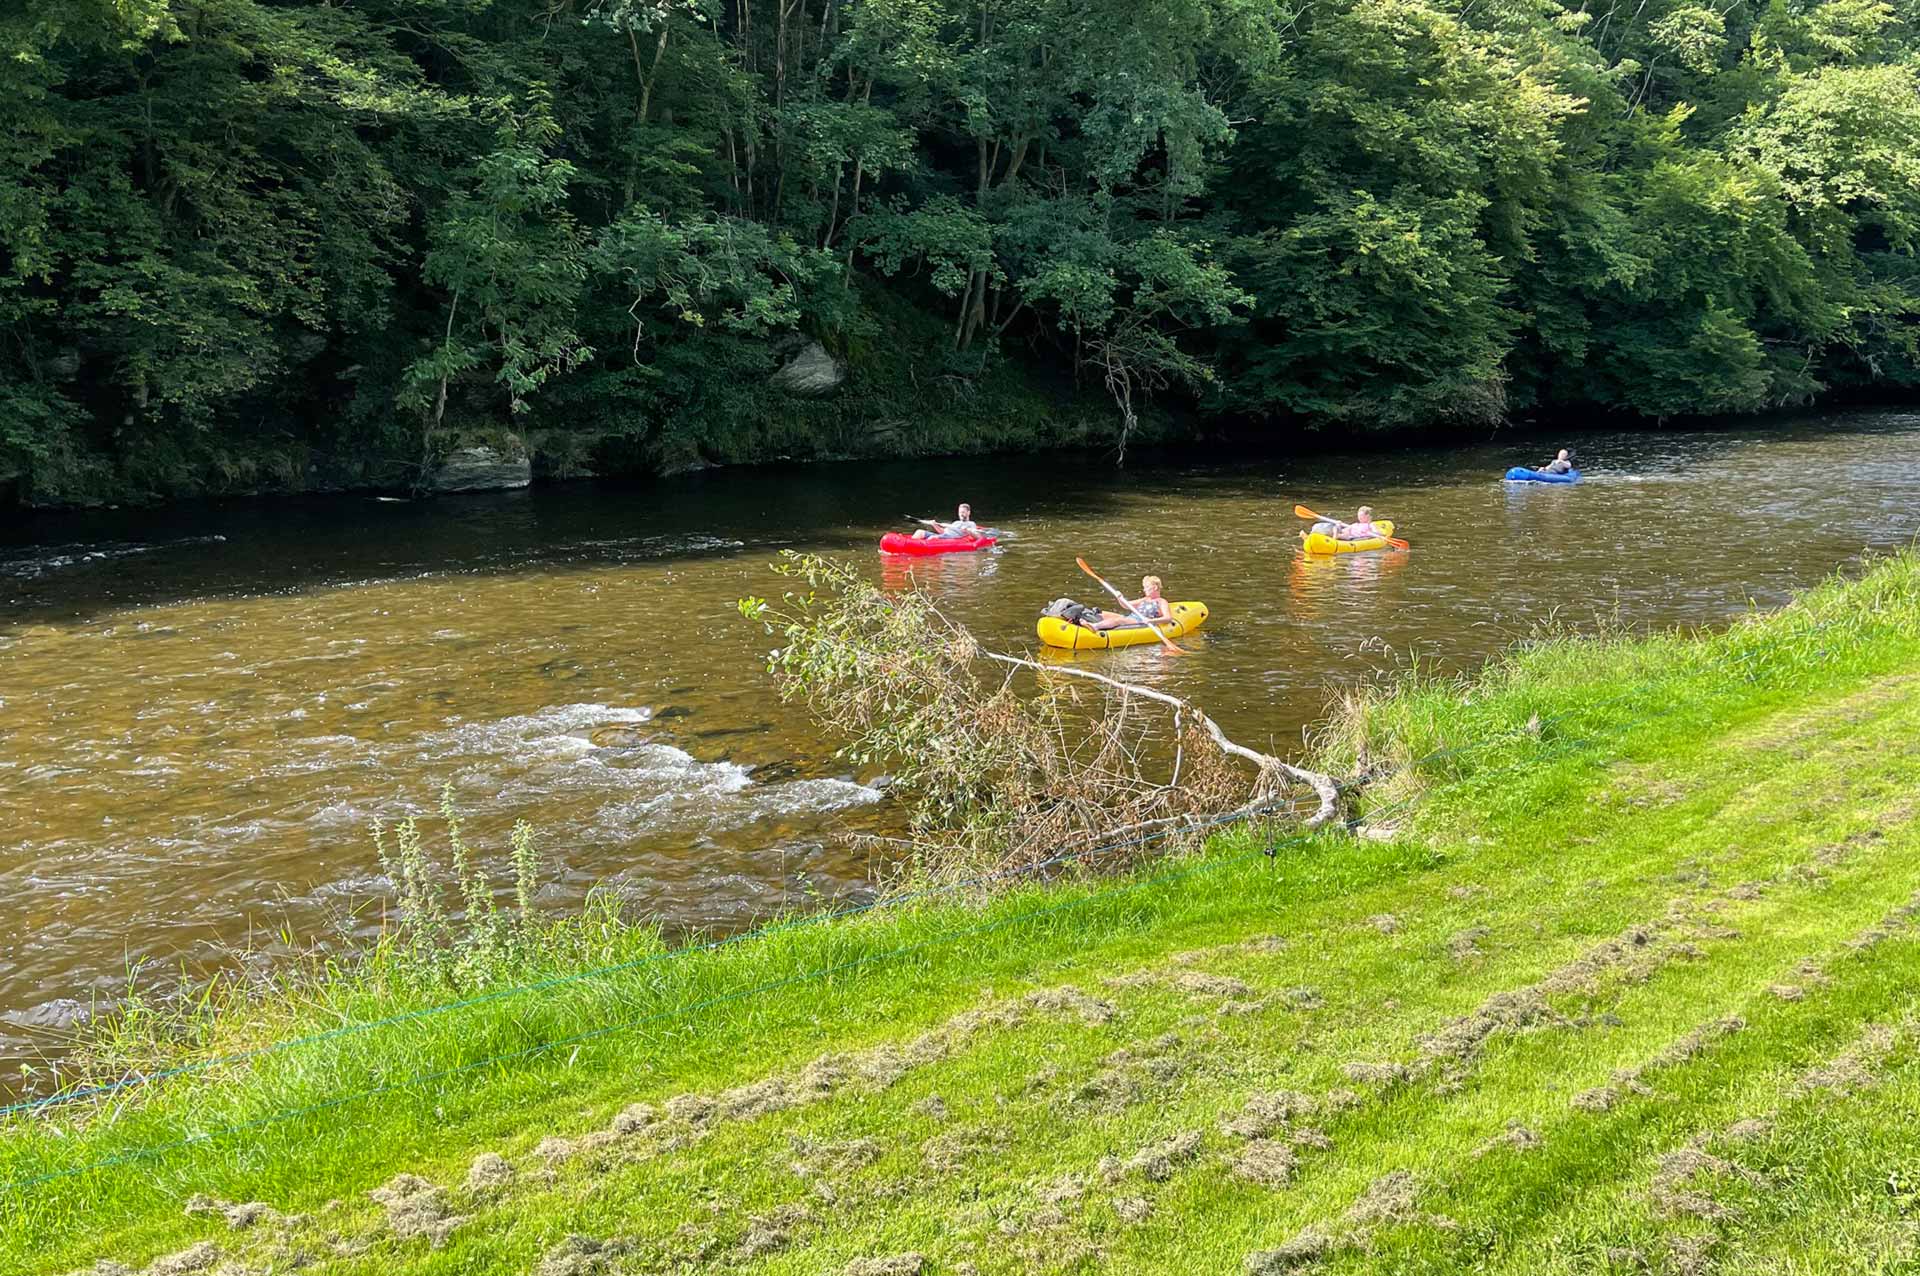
xmin=3 ymin=0 xmax=1919 ymax=503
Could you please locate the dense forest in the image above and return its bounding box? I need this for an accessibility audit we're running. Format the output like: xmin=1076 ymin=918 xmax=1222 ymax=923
xmin=4 ymin=0 xmax=1919 ymax=504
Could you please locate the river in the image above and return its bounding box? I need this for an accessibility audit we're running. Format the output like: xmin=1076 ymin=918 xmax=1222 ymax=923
xmin=3 ymin=410 xmax=1918 ymax=1081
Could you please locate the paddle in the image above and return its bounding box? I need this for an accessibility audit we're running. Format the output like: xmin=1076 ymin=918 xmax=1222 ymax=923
xmin=905 ymin=515 xmax=1006 ymax=539
xmin=1074 ymin=557 xmax=1186 ymax=653
xmin=1292 ymin=504 xmax=1408 ymax=550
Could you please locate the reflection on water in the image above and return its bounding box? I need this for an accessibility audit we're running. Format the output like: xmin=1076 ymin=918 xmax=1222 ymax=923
xmin=2 ymin=410 xmax=1919 ymax=1079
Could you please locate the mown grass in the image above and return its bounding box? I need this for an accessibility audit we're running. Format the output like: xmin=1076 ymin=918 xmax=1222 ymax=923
xmin=6 ymin=551 xmax=1920 ymax=1275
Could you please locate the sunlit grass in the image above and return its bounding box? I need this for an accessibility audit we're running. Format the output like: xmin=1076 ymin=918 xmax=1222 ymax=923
xmin=4 ymin=551 xmax=1919 ymax=1274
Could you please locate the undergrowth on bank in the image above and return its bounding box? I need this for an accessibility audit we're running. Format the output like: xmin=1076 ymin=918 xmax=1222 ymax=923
xmin=2 ymin=551 xmax=1918 ymax=1273
xmin=1313 ymin=548 xmax=1920 ymax=824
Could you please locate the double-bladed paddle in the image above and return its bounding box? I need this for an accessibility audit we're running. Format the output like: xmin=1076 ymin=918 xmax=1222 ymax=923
xmin=1292 ymin=504 xmax=1408 ymax=550
xmin=905 ymin=515 xmax=1006 ymax=539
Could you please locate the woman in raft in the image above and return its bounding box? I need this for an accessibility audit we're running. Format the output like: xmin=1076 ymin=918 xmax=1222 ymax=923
xmin=1540 ymin=448 xmax=1576 ymax=474
xmin=1090 ymin=575 xmax=1172 ymax=630
xmin=912 ymin=502 xmax=983 ymax=540
xmin=1310 ymin=506 xmax=1381 ymax=541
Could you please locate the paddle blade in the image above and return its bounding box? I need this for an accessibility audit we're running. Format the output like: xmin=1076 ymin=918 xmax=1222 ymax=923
xmin=1388 ymin=537 xmax=1410 ymax=550
xmin=1293 ymin=504 xmax=1323 ymax=521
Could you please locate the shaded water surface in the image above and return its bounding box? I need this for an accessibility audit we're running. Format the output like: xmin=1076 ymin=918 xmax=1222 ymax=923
xmin=4 ymin=411 xmax=1919 ymax=1075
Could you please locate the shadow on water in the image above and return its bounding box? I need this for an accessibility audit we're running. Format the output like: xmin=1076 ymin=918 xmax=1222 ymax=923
xmin=0 ymin=456 xmax=1150 ymax=630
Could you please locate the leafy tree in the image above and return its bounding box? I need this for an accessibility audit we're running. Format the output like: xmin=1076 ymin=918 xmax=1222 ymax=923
xmin=403 ymin=100 xmax=591 ymax=470
xmin=5 ymin=0 xmax=1920 ymax=503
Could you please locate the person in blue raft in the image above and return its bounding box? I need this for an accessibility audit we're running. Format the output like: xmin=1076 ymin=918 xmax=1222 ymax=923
xmin=1507 ymin=448 xmax=1579 ymax=482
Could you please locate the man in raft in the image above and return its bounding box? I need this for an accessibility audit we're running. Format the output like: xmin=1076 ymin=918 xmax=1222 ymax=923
xmin=1311 ymin=507 xmax=1381 ymax=542
xmin=1090 ymin=575 xmax=1172 ymax=630
xmin=1541 ymin=448 xmax=1576 ymax=475
xmin=912 ymin=503 xmax=983 ymax=540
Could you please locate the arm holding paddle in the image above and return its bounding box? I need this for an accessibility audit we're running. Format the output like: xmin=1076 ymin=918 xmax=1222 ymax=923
xmin=1076 ymin=560 xmax=1185 ymax=652
xmin=906 ymin=513 xmax=1004 ymax=540
xmin=1293 ymin=503 xmax=1408 ymax=550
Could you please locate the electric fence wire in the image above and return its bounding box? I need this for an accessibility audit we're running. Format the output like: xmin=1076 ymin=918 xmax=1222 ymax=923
xmin=0 ymin=601 xmax=1851 ymax=1193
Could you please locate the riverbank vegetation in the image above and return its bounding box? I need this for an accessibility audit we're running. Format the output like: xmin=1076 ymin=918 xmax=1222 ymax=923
xmin=5 ymin=550 xmax=1919 ymax=1272
xmin=7 ymin=0 xmax=1920 ymax=505
xmin=741 ymin=552 xmax=1341 ymax=880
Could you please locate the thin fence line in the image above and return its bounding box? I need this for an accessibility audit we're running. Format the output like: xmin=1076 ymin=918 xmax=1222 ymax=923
xmin=0 ymin=599 xmax=1864 ymax=1191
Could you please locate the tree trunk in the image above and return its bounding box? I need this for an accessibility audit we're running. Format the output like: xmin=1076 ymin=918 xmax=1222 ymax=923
xmin=822 ymin=159 xmax=844 ymax=248
xmin=637 ymin=23 xmax=670 ymax=125
xmin=953 ymin=269 xmax=979 ymax=349
xmin=959 ymin=270 xmax=988 ymax=350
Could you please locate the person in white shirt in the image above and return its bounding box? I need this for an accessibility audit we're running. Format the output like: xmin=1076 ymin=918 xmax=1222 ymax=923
xmin=912 ymin=503 xmax=982 ymax=540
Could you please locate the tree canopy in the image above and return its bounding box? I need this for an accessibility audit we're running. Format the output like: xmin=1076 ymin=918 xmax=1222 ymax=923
xmin=4 ymin=0 xmax=1918 ymax=502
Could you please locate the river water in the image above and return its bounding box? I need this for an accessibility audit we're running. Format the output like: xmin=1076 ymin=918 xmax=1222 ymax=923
xmin=3 ymin=411 xmax=1918 ymax=1078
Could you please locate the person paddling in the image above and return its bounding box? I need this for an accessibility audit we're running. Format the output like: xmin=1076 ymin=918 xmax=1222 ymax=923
xmin=912 ymin=503 xmax=982 ymax=541
xmin=1091 ymin=575 xmax=1172 ymax=631
xmin=1311 ymin=506 xmax=1380 ymax=542
xmin=1541 ymin=448 xmax=1576 ymax=475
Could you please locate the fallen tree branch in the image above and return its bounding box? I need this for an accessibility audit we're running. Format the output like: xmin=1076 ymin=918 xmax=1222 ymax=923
xmin=983 ymin=651 xmax=1344 ymax=827
xmin=746 ymin=552 xmax=1350 ymax=880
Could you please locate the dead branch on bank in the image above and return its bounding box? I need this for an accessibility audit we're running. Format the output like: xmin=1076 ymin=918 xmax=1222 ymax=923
xmin=979 ymin=652 xmax=1343 ymax=827
xmin=740 ymin=553 xmax=1349 ymax=882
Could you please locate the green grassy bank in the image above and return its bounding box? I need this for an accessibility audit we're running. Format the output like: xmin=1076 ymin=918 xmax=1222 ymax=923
xmin=8 ymin=552 xmax=1920 ymax=1274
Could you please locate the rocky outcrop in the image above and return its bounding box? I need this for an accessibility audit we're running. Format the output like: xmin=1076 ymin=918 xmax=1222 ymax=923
xmin=769 ymin=338 xmax=847 ymax=397
xmin=432 ymin=444 xmax=532 ymax=493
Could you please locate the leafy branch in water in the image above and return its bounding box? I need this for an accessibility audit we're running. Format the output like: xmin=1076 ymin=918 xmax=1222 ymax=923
xmin=741 ymin=552 xmax=1343 ymax=881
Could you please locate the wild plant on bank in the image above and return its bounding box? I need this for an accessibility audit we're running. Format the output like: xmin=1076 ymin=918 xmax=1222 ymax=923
xmin=371 ymin=787 xmax=555 ymax=992
xmin=46 ymin=797 xmax=634 ymax=1100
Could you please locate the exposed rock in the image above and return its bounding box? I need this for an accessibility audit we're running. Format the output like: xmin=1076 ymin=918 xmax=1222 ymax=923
xmin=432 ymin=444 xmax=532 ymax=493
xmin=770 ymin=339 xmax=847 ymax=396
xmin=589 ymin=724 xmax=653 ymax=749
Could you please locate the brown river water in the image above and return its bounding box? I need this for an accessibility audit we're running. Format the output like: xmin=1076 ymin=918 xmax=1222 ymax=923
xmin=3 ymin=410 xmax=1919 ymax=1080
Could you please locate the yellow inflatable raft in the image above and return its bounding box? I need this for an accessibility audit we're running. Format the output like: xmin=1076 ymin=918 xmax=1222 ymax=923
xmin=1300 ymin=519 xmax=1397 ymax=555
xmin=1036 ymin=601 xmax=1209 ymax=650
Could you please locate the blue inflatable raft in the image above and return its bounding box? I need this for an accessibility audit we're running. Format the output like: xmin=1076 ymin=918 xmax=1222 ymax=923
xmin=1505 ymin=466 xmax=1581 ymax=484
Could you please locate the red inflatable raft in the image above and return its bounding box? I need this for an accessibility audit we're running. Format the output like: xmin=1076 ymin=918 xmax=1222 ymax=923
xmin=878 ymin=531 xmax=997 ymax=555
